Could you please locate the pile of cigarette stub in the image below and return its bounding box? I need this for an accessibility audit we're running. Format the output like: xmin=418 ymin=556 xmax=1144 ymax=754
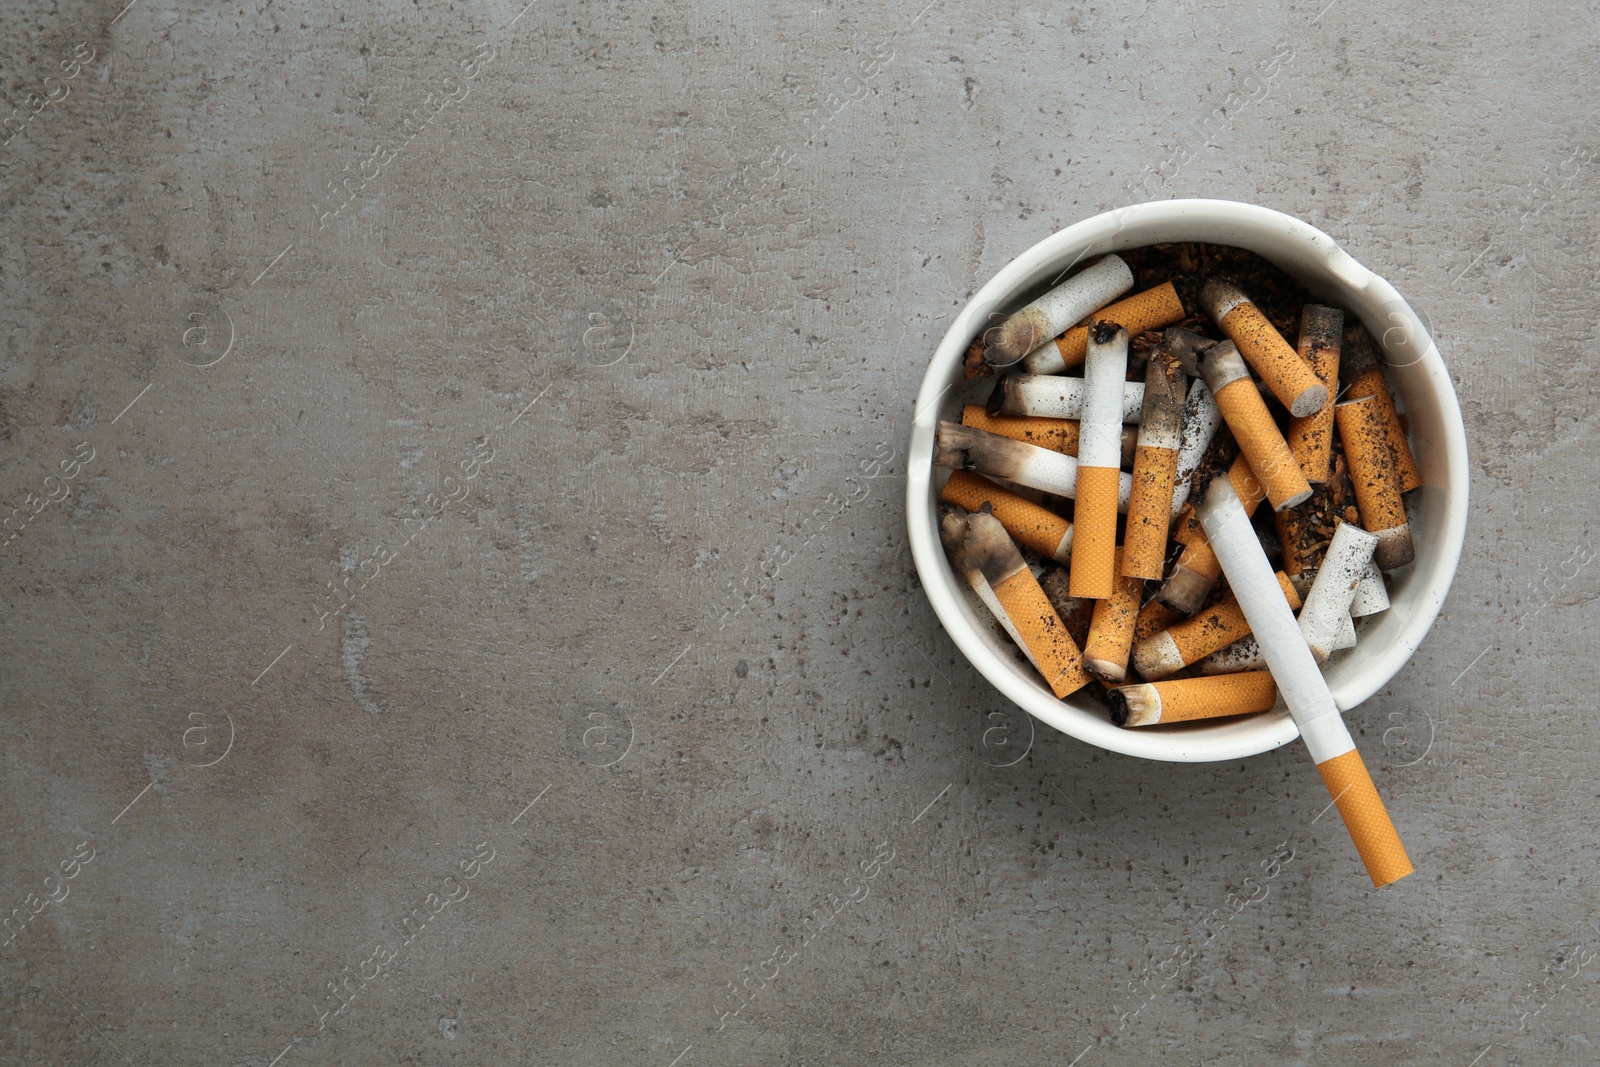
xmin=935 ymin=244 xmax=1419 ymax=886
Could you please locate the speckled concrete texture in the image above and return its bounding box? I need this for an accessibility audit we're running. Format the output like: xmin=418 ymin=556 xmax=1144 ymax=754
xmin=1 ymin=1 xmax=1596 ymax=1064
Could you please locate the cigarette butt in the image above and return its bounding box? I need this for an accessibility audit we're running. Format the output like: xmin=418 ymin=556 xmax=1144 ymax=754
xmin=1083 ymin=547 xmax=1143 ymax=683
xmin=961 ymin=405 xmax=1135 ymax=465
xmin=964 ymin=510 xmax=1094 ymax=698
xmin=1349 ymin=561 xmax=1390 ymax=617
xmin=1040 ymin=568 xmax=1095 ymax=648
xmin=1134 ymin=597 xmax=1183 ymax=643
xmin=1157 ymin=456 xmax=1268 ymax=614
xmin=1297 ymin=521 xmax=1379 ymax=666
xmin=1109 ymin=671 xmax=1279 ymax=727
xmin=935 ymin=421 xmax=1133 ymax=509
xmin=1169 ymin=379 xmax=1224 ymax=520
xmin=1023 ymin=282 xmax=1186 ymax=374
xmin=1200 ymin=280 xmax=1328 ymax=418
xmin=939 ymin=507 xmax=1043 ymax=673
xmin=982 ymin=255 xmax=1134 ymax=368
xmin=1204 ymin=342 xmax=1313 ymax=512
xmin=1334 ymin=396 xmax=1415 ymax=570
xmin=1198 ymin=635 xmax=1266 ymax=674
xmin=1122 ymin=353 xmax=1186 ymax=581
xmin=940 ymin=471 xmax=1074 ymax=564
xmin=1315 ymin=746 xmax=1415 ymax=887
xmin=1285 ymin=305 xmax=1343 ymax=483
xmin=1343 ymin=326 xmax=1422 ymax=493
xmin=991 ymin=372 xmax=1145 ymax=423
xmin=1068 ymin=324 xmax=1130 ymax=600
xmin=1133 ymin=571 xmax=1300 ymax=680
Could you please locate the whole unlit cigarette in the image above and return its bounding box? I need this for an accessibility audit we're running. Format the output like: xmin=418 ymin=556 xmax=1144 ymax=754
xmin=1203 ymin=341 xmax=1313 ymax=512
xmin=1285 ymin=305 xmax=1343 ymax=482
xmin=1021 ymin=281 xmax=1186 ymax=374
xmin=1169 ymin=379 xmax=1224 ymax=519
xmin=982 ymin=255 xmax=1134 ymax=368
xmin=1083 ymin=547 xmax=1143 ymax=683
xmin=1200 ymin=279 xmax=1328 ymax=418
xmin=1122 ymin=352 xmax=1187 ymax=581
xmin=1158 ymin=455 xmax=1268 ymax=614
xmin=1343 ymin=326 xmax=1422 ymax=492
xmin=963 ymin=509 xmax=1093 ymax=698
xmin=960 ymin=405 xmax=1135 ymax=466
xmin=1335 ymin=396 xmax=1416 ymax=570
xmin=1069 ymin=324 xmax=1130 ymax=599
xmin=991 ymin=372 xmax=1145 ymax=423
xmin=1198 ymin=636 xmax=1266 ymax=675
xmin=940 ymin=471 xmax=1073 ymax=564
xmin=1133 ymin=571 xmax=1301 ymax=681
xmin=1197 ymin=476 xmax=1413 ymax=888
xmin=1297 ymin=522 xmax=1379 ymax=666
xmin=940 ymin=507 xmax=1042 ymax=673
xmin=1110 ymin=672 xmax=1278 ymax=727
xmin=934 ymin=422 xmax=1132 ymax=510
xmin=1349 ymin=562 xmax=1390 ymax=617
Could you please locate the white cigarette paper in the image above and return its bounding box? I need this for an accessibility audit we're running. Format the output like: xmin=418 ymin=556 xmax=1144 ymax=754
xmin=982 ymin=255 xmax=1135 ymax=367
xmin=1078 ymin=325 xmax=1131 ymax=471
xmin=1348 ymin=562 xmax=1390 ymax=618
xmin=995 ymin=373 xmax=1145 ymax=423
xmin=1195 ymin=478 xmax=1354 ymax=765
xmin=1297 ymin=522 xmax=1379 ymax=666
xmin=1169 ymin=379 xmax=1223 ymax=519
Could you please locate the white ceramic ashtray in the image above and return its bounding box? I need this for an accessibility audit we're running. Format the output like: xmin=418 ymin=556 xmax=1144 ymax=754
xmin=906 ymin=199 xmax=1468 ymax=764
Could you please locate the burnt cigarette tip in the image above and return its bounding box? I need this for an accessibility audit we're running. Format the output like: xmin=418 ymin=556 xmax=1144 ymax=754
xmin=1089 ymin=320 xmax=1124 ymax=345
xmin=1156 ymin=564 xmax=1215 ymax=615
xmin=983 ymin=319 xmax=1044 ymax=368
xmin=1085 ymin=657 xmax=1127 ymax=686
xmin=1198 ymin=278 xmax=1249 ymax=322
xmin=1108 ymin=685 xmax=1158 ymax=728
xmin=1161 ymin=326 xmax=1214 ymax=377
xmin=985 ymin=373 xmax=1012 ymax=417
xmin=938 ymin=505 xmax=971 ymax=553
xmin=1300 ymin=305 xmax=1345 ymax=350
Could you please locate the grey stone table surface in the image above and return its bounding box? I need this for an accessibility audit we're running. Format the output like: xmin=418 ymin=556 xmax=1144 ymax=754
xmin=0 ymin=0 xmax=1595 ymax=1064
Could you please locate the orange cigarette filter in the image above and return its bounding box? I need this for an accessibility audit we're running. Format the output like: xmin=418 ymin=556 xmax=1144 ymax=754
xmin=1049 ymin=282 xmax=1186 ymax=370
xmin=1344 ymin=326 xmax=1421 ymax=493
xmin=1201 ymin=280 xmax=1328 ymax=418
xmin=991 ymin=568 xmax=1093 ymax=698
xmin=1334 ymin=396 xmax=1415 ymax=570
xmin=940 ymin=471 xmax=1073 ymax=564
xmin=961 ymin=405 xmax=1081 ymax=456
xmin=1134 ymin=573 xmax=1301 ymax=680
xmin=1083 ymin=547 xmax=1143 ymax=683
xmin=1134 ymin=597 xmax=1183 ymax=642
xmin=1122 ymin=353 xmax=1186 ymax=581
xmin=1110 ymin=671 xmax=1278 ymax=727
xmin=1285 ymin=306 xmax=1343 ymax=483
xmin=1204 ymin=343 xmax=1313 ymax=512
xmin=1315 ymin=747 xmax=1415 ymax=887
xmin=1069 ymin=466 xmax=1120 ymax=599
xmin=1040 ymin=568 xmax=1094 ymax=648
